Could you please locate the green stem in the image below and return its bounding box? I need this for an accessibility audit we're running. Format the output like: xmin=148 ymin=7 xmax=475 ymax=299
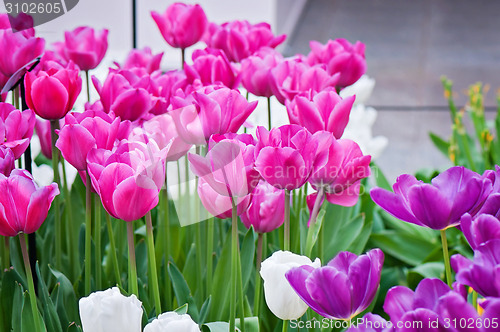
xmin=19 ymin=233 xmax=42 ymax=332
xmin=61 ymin=159 xmax=77 ymax=279
xmin=206 ymin=217 xmax=214 ymax=295
xmin=237 ymin=244 xmax=245 ymax=332
xmin=253 ymin=233 xmax=263 ymax=317
xmin=93 ymin=194 xmax=102 ymax=289
xmin=85 ymin=172 xmax=92 ymax=295
xmin=50 ymin=120 xmax=61 ymax=268
xmin=127 ymin=221 xmax=139 ymax=296
xmin=195 ymin=146 xmax=203 ymax=300
xmin=146 ymin=211 xmax=162 ymax=314
xmin=440 ymin=229 xmax=453 ymax=288
xmin=162 ymin=186 xmax=172 ymax=308
xmin=267 ymin=97 xmax=272 ymax=130
xmin=85 ymin=70 xmax=91 ymax=102
xmin=472 ymin=289 xmax=478 ymax=311
xmin=284 ymin=189 xmax=291 ymax=251
xmin=282 ymin=320 xmax=289 ymax=332
xmin=105 ymin=214 xmax=122 ymax=289
xmin=2 ymin=236 xmax=9 ymax=269
xmin=230 ymin=201 xmax=238 ymax=332
xmin=184 ymin=156 xmax=191 ymax=222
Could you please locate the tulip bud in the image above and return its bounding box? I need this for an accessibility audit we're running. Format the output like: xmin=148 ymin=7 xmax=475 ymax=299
xmin=144 ymin=312 xmax=200 ymax=332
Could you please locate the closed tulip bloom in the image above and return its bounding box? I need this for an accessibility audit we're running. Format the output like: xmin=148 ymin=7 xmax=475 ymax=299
xmin=271 ymin=58 xmax=339 ymax=104
xmin=56 ymin=110 xmax=122 ymax=170
xmin=0 ymin=169 xmax=59 ymax=237
xmin=0 ymin=24 xmax=44 ymax=77
xmin=144 ymin=312 xmax=200 ymax=332
xmin=241 ymin=180 xmax=284 ymax=233
xmin=286 ymin=88 xmax=355 ymax=137
xmin=254 ymin=124 xmax=330 ymax=190
xmin=261 ymin=251 xmax=321 ymax=320
xmin=451 ymin=239 xmax=500 ymax=298
xmin=205 ymin=20 xmax=286 ymax=62
xmin=370 ymin=166 xmax=492 ymax=230
xmin=151 ymin=3 xmax=208 ymax=49
xmin=24 ymin=61 xmax=82 ymax=120
xmin=0 ymin=147 xmax=14 ymax=176
xmin=0 ymin=103 xmax=35 ymax=159
xmin=154 ymin=69 xmax=188 ymax=109
xmin=240 ymin=47 xmax=283 ymax=98
xmin=63 ymin=26 xmax=108 ymax=71
xmin=197 ymin=177 xmax=251 ymax=219
xmin=79 ymin=287 xmax=143 ymax=332
xmin=117 ymin=47 xmax=163 ymax=74
xmin=185 ymin=48 xmax=240 ymax=89
xmin=171 ymin=87 xmax=257 ymax=145
xmin=307 ymin=39 xmax=366 ymax=88
xmin=286 ymin=249 xmax=383 ymax=320
xmin=87 ymin=141 xmax=165 ymax=221
xmin=309 ymin=137 xmax=371 ymax=207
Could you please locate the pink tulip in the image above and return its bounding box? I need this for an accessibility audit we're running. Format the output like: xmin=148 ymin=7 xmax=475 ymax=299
xmin=240 ymin=47 xmax=283 ymax=98
xmin=56 ymin=110 xmax=123 ymax=170
xmin=286 ymin=88 xmax=355 ymax=137
xmin=170 ymin=87 xmax=257 ymax=145
xmin=128 ymin=112 xmax=192 ymax=162
xmin=0 ymin=103 xmax=35 ymax=159
xmin=0 ymin=169 xmax=59 ymax=237
xmin=309 ymin=137 xmax=371 ymax=207
xmin=185 ymin=48 xmax=240 ymax=89
xmin=271 ymin=58 xmax=339 ymax=104
xmin=62 ymin=26 xmax=108 ymax=71
xmin=205 ymin=20 xmax=286 ymax=62
xmin=198 ymin=177 xmax=251 ymax=219
xmin=1 ymin=12 xmax=35 ymax=32
xmin=307 ymin=39 xmax=366 ymax=88
xmin=116 ymin=47 xmax=163 ymax=74
xmin=151 ymin=3 xmax=208 ymax=49
xmin=0 ymin=146 xmax=14 ymax=176
xmin=24 ymin=61 xmax=82 ymax=120
xmin=254 ymin=124 xmax=330 ymax=190
xmin=154 ymin=69 xmax=188 ymax=110
xmin=92 ymin=69 xmax=154 ymax=121
xmin=241 ymin=180 xmax=284 ymax=233
xmin=87 ymin=141 xmax=166 ymax=221
xmin=0 ymin=15 xmax=44 ymax=77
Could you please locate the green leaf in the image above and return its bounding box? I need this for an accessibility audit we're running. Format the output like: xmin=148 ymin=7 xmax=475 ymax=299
xmin=210 ymin=230 xmax=232 ymax=321
xmin=49 ymin=267 xmax=80 ymax=327
xmin=174 ymin=303 xmax=189 ymax=315
xmin=199 ymin=296 xmax=212 ymax=325
xmin=237 ymin=316 xmax=259 ymax=332
xmin=324 ymin=213 xmax=364 ymax=261
xmin=304 ymin=207 xmax=325 ymax=257
xmin=168 ymin=261 xmax=199 ymax=321
xmin=202 ymin=321 xmax=240 ymax=332
xmin=240 ymin=228 xmax=255 ymax=289
xmin=371 ymin=163 xmax=392 ymax=191
xmin=429 ymin=132 xmax=450 ymax=159
xmin=1 ymin=268 xmax=25 ymax=331
xmin=407 ymin=262 xmax=445 ymax=289
xmin=36 ymin=263 xmax=63 ymax=332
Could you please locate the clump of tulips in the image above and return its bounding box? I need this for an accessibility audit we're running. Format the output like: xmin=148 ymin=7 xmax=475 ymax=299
xmin=0 ymin=2 xmax=498 ymax=332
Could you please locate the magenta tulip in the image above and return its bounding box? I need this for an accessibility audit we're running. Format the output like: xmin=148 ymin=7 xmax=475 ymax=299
xmin=185 ymin=48 xmax=240 ymax=89
xmin=241 ymin=180 xmax=284 ymax=233
xmin=197 ymin=177 xmax=251 ymax=219
xmin=128 ymin=112 xmax=192 ymax=162
xmin=309 ymin=137 xmax=371 ymax=207
xmin=87 ymin=141 xmax=165 ymax=221
xmin=151 ymin=3 xmax=208 ymax=49
xmin=0 ymin=169 xmax=59 ymax=237
xmin=271 ymin=58 xmax=339 ymax=104
xmin=307 ymin=39 xmax=366 ymax=88
xmin=205 ymin=20 xmax=286 ymax=62
xmin=24 ymin=61 xmax=82 ymax=120
xmin=240 ymin=47 xmax=283 ymax=98
xmin=170 ymin=87 xmax=257 ymax=145
xmin=0 ymin=103 xmax=35 ymax=159
xmin=0 ymin=146 xmax=14 ymax=176
xmin=254 ymin=124 xmax=330 ymax=190
xmin=460 ymin=213 xmax=500 ymax=249
xmin=62 ymin=26 xmax=108 ymax=71
xmin=117 ymin=47 xmax=163 ymax=74
xmin=286 ymin=88 xmax=355 ymax=137
xmin=56 ymin=110 xmax=123 ymax=170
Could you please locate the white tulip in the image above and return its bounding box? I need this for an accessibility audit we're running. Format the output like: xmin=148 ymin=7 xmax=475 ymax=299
xmin=340 ymin=75 xmax=376 ymax=106
xmin=260 ymin=250 xmax=321 ymax=320
xmin=79 ymin=287 xmax=143 ymax=332
xmin=144 ymin=312 xmax=200 ymax=332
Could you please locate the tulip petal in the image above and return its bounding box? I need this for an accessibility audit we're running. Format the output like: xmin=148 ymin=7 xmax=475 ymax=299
xmin=255 ymin=146 xmax=307 ymax=190
xmin=31 ymin=76 xmax=69 ymax=120
xmin=407 ymin=184 xmax=452 ymax=229
xmin=383 ymin=286 xmax=414 ymax=322
xmin=370 ymin=188 xmax=422 ymax=226
xmin=112 ymin=176 xmax=159 ymax=221
xmin=25 ymin=183 xmax=59 ymax=234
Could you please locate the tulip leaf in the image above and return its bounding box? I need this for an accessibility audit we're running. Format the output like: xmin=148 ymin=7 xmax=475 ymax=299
xmin=429 ymin=132 xmax=450 ymax=160
xmin=407 ymin=262 xmax=445 ymax=289
xmin=168 ymin=261 xmax=199 ymax=321
xmin=2 ymin=268 xmax=25 ymax=331
xmin=370 ymin=163 xmax=392 ymax=191
xmin=36 ymin=263 xmax=63 ymax=332
xmin=174 ymin=303 xmax=189 ymax=315
xmin=210 ymin=229 xmax=232 ymax=321
xmin=12 ymin=283 xmax=23 ymax=332
xmin=241 ymin=228 xmax=255 ymax=289
xmin=202 ymin=321 xmax=241 ymax=332
xmin=324 ymin=213 xmax=364 ymax=261
xmin=237 ymin=316 xmax=259 ymax=332
xmin=49 ymin=266 xmax=80 ymax=327
xmin=304 ymin=207 xmax=325 ymax=257
xmin=347 ymin=215 xmax=373 ymax=255
xmin=199 ymin=296 xmax=212 ymax=325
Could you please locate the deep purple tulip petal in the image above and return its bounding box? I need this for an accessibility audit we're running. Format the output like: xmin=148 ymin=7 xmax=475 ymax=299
xmin=399 ymin=309 xmax=443 ymax=332
xmin=383 ymin=286 xmax=415 ymax=322
xmin=413 ymin=278 xmax=450 ymax=311
xmin=436 ymin=292 xmax=480 ymax=332
xmin=407 ymin=185 xmax=452 ymax=229
xmin=370 ymin=188 xmax=422 ymax=226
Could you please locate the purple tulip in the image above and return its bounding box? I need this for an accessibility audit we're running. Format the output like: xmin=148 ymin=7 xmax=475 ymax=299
xmin=240 ymin=180 xmax=284 ymax=233
xmin=370 ymin=166 xmax=492 ymax=230
xmin=0 ymin=169 xmax=59 ymax=237
xmin=307 ymin=39 xmax=366 ymax=88
xmin=461 ymin=213 xmax=500 ymax=249
xmin=254 ymin=124 xmax=330 ymax=190
xmin=346 ymin=313 xmax=393 ymax=332
xmin=285 ymin=249 xmax=384 ymax=320
xmin=0 ymin=146 xmax=14 ymax=176
xmin=151 ymin=3 xmax=208 ymax=50
xmin=62 ymin=26 xmax=108 ymax=71
xmin=240 ymin=47 xmax=283 ymax=98
xmin=286 ymin=88 xmax=355 ymax=137
xmin=451 ymin=239 xmax=500 ymax=298
xmin=0 ymin=102 xmax=35 ymax=159
xmin=185 ymin=48 xmax=240 ymax=89
xmin=205 ymin=20 xmax=286 ymax=62
xmin=87 ymin=141 xmax=165 ymax=221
